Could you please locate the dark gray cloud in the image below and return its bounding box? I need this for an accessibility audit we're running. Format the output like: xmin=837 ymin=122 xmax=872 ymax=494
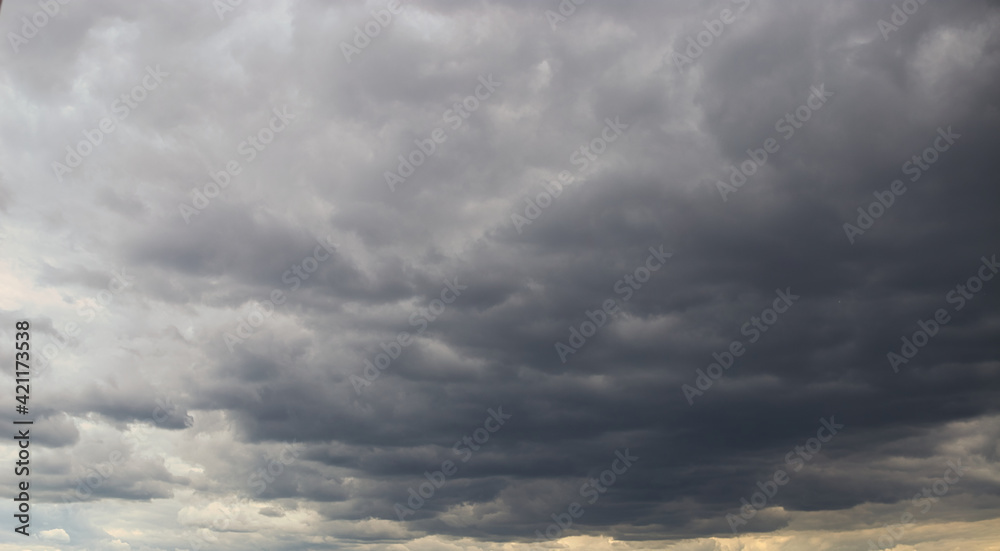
xmin=1 ymin=0 xmax=999 ymax=550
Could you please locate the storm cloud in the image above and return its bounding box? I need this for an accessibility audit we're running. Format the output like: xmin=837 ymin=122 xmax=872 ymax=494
xmin=1 ymin=0 xmax=999 ymax=550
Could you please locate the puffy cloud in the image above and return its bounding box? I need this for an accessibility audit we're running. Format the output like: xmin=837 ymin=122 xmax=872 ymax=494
xmin=1 ymin=0 xmax=999 ymax=549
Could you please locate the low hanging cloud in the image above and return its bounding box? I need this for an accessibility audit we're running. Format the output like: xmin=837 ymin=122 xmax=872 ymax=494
xmin=1 ymin=0 xmax=999 ymax=550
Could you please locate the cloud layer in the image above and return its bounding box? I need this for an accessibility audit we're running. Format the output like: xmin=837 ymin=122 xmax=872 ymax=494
xmin=2 ymin=0 xmax=999 ymax=549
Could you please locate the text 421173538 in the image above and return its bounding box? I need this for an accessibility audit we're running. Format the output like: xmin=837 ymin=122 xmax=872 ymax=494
xmin=13 ymin=320 xmax=33 ymax=536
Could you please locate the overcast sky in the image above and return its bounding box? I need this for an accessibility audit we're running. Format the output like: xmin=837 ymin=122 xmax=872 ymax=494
xmin=2 ymin=0 xmax=1000 ymax=550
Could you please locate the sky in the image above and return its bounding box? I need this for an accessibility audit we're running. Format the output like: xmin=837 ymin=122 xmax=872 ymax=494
xmin=1 ymin=0 xmax=999 ymax=550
